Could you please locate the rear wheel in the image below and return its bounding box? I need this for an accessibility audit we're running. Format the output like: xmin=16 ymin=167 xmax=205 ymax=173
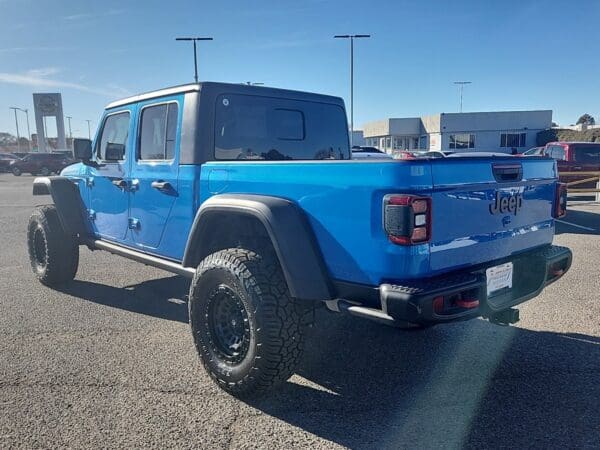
xmin=27 ymin=205 xmax=79 ymax=286
xmin=189 ymin=248 xmax=307 ymax=397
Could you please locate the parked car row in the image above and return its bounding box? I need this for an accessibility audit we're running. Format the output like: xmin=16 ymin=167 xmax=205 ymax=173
xmin=0 ymin=152 xmax=75 ymax=176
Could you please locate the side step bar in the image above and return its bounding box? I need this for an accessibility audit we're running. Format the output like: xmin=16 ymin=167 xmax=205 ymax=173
xmin=84 ymin=239 xmax=196 ymax=279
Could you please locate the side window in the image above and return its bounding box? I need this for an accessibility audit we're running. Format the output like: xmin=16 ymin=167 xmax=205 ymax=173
xmin=97 ymin=112 xmax=130 ymax=161
xmin=139 ymin=102 xmax=178 ymax=161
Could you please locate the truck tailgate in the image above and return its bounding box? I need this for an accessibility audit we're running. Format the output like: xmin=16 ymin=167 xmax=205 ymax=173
xmin=429 ymin=157 xmax=557 ymax=273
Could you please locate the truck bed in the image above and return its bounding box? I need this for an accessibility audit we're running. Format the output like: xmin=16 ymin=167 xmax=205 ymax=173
xmin=198 ymin=156 xmax=558 ymax=286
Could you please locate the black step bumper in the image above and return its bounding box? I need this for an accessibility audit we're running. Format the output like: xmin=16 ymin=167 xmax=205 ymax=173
xmin=337 ymin=245 xmax=572 ymax=326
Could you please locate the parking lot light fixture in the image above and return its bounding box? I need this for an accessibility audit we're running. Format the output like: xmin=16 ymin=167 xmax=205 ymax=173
xmin=175 ymin=37 xmax=214 ymax=83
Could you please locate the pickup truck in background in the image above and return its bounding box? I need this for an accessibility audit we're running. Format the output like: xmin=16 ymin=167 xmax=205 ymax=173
xmin=27 ymin=82 xmax=572 ymax=396
xmin=543 ymin=141 xmax=600 ymax=189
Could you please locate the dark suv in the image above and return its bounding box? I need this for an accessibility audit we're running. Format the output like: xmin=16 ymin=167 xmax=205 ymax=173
xmin=0 ymin=153 xmax=19 ymax=172
xmin=10 ymin=152 xmax=74 ymax=176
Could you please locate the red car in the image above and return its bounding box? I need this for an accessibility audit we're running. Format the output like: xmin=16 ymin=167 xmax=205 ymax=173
xmin=543 ymin=142 xmax=600 ymax=190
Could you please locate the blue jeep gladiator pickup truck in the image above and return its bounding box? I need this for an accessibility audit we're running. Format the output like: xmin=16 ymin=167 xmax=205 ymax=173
xmin=27 ymin=82 xmax=572 ymax=396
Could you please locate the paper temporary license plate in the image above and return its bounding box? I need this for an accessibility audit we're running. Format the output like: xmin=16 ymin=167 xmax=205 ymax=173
xmin=486 ymin=262 xmax=513 ymax=296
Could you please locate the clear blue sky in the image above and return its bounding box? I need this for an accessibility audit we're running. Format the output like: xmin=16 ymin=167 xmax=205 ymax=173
xmin=1 ymin=0 xmax=598 ymax=138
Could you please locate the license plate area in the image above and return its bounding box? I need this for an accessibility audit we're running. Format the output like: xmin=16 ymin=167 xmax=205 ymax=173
xmin=486 ymin=262 xmax=513 ymax=297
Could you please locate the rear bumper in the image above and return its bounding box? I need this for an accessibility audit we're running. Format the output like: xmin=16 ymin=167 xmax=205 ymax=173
xmin=337 ymin=245 xmax=572 ymax=325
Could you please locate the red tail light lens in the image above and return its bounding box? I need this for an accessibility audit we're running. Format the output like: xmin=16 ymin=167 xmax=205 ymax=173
xmin=383 ymin=194 xmax=432 ymax=245
xmin=553 ymin=183 xmax=567 ymax=218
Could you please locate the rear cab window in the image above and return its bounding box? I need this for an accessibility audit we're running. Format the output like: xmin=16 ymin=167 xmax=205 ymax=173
xmin=572 ymin=144 xmax=600 ymax=164
xmin=214 ymin=94 xmax=350 ymax=160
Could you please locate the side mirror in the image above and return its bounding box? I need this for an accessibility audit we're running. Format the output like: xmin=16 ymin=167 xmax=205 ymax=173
xmin=73 ymin=138 xmax=93 ymax=161
xmin=105 ymin=143 xmax=125 ymax=161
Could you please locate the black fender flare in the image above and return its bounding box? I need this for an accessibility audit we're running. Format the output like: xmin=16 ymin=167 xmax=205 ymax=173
xmin=32 ymin=176 xmax=88 ymax=236
xmin=182 ymin=194 xmax=333 ymax=301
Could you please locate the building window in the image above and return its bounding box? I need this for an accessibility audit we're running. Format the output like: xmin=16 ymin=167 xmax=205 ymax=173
xmin=501 ymin=133 xmax=526 ymax=148
xmin=449 ymin=133 xmax=475 ymax=149
xmin=393 ymin=136 xmax=402 ymax=150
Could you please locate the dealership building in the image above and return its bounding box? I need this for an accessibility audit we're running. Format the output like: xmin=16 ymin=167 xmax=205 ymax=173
xmin=361 ymin=110 xmax=553 ymax=153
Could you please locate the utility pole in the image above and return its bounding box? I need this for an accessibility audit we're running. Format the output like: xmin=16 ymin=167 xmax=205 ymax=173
xmin=22 ymin=109 xmax=32 ymax=151
xmin=9 ymin=107 xmax=21 ymax=152
xmin=66 ymin=116 xmax=73 ymax=149
xmin=86 ymin=120 xmax=92 ymax=140
xmin=175 ymin=36 xmax=213 ymax=83
xmin=334 ymin=34 xmax=370 ymax=146
xmin=453 ymin=81 xmax=472 ymax=113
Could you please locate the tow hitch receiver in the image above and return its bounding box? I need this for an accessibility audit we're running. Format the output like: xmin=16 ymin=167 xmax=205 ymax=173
xmin=488 ymin=308 xmax=520 ymax=326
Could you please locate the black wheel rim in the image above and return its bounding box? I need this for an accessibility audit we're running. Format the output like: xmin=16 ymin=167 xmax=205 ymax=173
xmin=207 ymin=285 xmax=250 ymax=364
xmin=33 ymin=227 xmax=47 ymax=269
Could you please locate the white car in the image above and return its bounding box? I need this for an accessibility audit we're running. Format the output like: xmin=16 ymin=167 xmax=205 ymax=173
xmin=351 ymin=146 xmax=393 ymax=160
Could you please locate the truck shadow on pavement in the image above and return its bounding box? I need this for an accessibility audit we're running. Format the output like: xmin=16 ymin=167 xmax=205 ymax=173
xmin=57 ymin=276 xmax=190 ymax=323
xmin=555 ymin=208 xmax=600 ymax=235
xmin=56 ymin=277 xmax=599 ymax=449
xmin=250 ymin=310 xmax=599 ymax=449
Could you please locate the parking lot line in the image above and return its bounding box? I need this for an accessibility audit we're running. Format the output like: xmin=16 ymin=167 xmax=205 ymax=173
xmin=556 ymin=219 xmax=596 ymax=231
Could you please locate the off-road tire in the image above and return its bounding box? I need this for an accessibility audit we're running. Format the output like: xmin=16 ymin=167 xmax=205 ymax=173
xmin=12 ymin=167 xmax=21 ymax=176
xmin=27 ymin=205 xmax=79 ymax=286
xmin=189 ymin=248 xmax=307 ymax=397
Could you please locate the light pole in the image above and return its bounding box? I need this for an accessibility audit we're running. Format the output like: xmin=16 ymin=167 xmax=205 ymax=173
xmin=454 ymin=81 xmax=472 ymax=113
xmin=175 ymin=36 xmax=213 ymax=83
xmin=66 ymin=116 xmax=73 ymax=148
xmin=86 ymin=120 xmax=92 ymax=140
xmin=9 ymin=107 xmax=21 ymax=152
xmin=11 ymin=107 xmax=32 ymax=151
xmin=334 ymin=34 xmax=370 ymax=146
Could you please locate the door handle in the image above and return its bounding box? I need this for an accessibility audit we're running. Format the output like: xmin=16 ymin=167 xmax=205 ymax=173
xmin=112 ymin=179 xmax=128 ymax=189
xmin=151 ymin=180 xmax=172 ymax=191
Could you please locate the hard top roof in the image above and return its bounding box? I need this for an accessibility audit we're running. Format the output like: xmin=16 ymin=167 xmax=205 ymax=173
xmin=105 ymin=81 xmax=344 ymax=109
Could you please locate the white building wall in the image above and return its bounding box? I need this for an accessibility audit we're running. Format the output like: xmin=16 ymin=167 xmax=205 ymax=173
xmin=362 ymin=110 xmax=552 ymax=153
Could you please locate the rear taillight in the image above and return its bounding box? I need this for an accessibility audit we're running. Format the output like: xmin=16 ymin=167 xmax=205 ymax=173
xmin=383 ymin=194 xmax=431 ymax=245
xmin=553 ymin=183 xmax=567 ymax=218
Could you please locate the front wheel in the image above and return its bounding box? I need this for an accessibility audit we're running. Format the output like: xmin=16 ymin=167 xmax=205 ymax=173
xmin=27 ymin=205 xmax=79 ymax=286
xmin=12 ymin=167 xmax=21 ymax=176
xmin=189 ymin=248 xmax=307 ymax=397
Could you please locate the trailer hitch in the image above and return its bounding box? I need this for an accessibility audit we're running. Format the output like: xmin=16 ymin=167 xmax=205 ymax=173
xmin=488 ymin=308 xmax=520 ymax=326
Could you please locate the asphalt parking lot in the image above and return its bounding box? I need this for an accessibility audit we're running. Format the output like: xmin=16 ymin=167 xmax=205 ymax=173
xmin=0 ymin=173 xmax=598 ymax=449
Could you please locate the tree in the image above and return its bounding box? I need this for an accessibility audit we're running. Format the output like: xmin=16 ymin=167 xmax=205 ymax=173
xmin=576 ymin=113 xmax=595 ymax=125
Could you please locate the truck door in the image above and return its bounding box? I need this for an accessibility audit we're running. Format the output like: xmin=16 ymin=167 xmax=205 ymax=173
xmin=88 ymin=109 xmax=134 ymax=243
xmin=128 ymin=99 xmax=180 ymax=251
